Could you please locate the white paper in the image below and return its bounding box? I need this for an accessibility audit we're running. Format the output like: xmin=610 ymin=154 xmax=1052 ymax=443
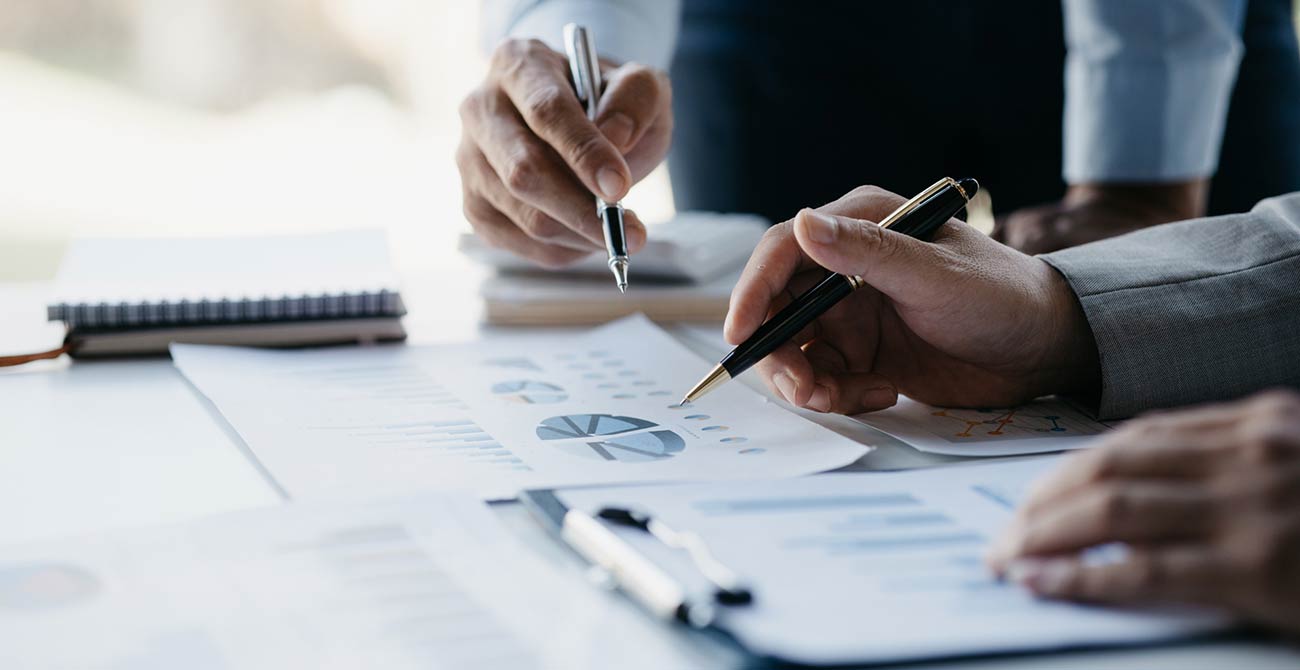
xmin=171 ymin=315 xmax=867 ymax=501
xmin=0 ymin=496 xmax=537 ymax=670
xmin=0 ymin=496 xmax=737 ymax=670
xmin=852 ymin=396 xmax=1114 ymax=456
xmin=556 ymin=458 xmax=1226 ymax=666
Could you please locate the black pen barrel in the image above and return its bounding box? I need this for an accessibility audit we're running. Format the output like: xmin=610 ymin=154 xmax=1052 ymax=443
xmin=719 ymin=272 xmax=854 ymax=378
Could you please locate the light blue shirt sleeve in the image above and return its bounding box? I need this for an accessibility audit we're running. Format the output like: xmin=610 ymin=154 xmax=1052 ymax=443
xmin=1063 ymin=0 xmax=1247 ymax=183
xmin=481 ymin=0 xmax=680 ymax=70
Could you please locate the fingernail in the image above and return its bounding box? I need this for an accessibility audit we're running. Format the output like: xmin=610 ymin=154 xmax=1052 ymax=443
xmin=1012 ymin=558 xmax=1073 ymax=595
xmin=803 ymin=209 xmax=839 ymax=244
xmin=860 ymin=386 xmax=896 ymax=410
xmin=1003 ymin=558 xmax=1042 ymax=585
xmin=598 ymin=113 xmax=635 ymax=149
xmin=597 ymin=167 xmax=626 ymax=201
xmin=807 ymin=384 xmax=832 ymax=412
xmin=773 ymin=372 xmax=797 ymax=404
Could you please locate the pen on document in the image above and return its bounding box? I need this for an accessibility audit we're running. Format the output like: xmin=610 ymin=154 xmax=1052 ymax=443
xmin=563 ymin=23 xmax=630 ymax=293
xmin=680 ymin=177 xmax=980 ymax=405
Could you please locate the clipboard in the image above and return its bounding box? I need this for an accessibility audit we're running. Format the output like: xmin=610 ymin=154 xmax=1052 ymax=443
xmin=521 ymin=461 xmax=1230 ymax=667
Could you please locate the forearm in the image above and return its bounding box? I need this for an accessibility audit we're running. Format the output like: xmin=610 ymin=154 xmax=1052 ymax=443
xmin=480 ymin=0 xmax=680 ymax=68
xmin=1042 ymin=192 xmax=1300 ymax=419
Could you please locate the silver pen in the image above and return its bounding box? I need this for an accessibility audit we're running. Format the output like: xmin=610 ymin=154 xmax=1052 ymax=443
xmin=563 ymin=23 xmax=630 ymax=292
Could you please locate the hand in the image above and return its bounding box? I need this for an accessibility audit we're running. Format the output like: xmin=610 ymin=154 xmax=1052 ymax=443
xmin=723 ymin=185 xmax=1101 ymax=414
xmin=994 ymin=181 xmax=1207 ymax=255
xmin=987 ymin=390 xmax=1300 ymax=634
xmin=456 ymin=39 xmax=672 ymax=267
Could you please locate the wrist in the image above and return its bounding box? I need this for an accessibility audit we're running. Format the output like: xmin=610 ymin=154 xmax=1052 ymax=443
xmin=1032 ymin=260 xmax=1102 ymax=400
xmin=1065 ymin=179 xmax=1208 ymax=222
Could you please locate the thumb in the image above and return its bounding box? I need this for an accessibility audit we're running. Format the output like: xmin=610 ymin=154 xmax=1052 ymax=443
xmin=791 ymin=208 xmax=950 ymax=299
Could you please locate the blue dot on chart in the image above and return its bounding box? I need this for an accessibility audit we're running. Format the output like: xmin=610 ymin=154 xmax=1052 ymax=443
xmin=588 ymin=350 xmax=609 ymax=358
xmin=702 ymin=425 xmax=728 ymax=432
xmin=721 ymin=437 xmax=748 ymax=444
xmin=568 ymin=363 xmax=590 ymax=370
xmin=669 ymin=402 xmax=693 ymax=410
xmin=684 ymin=414 xmax=709 ymax=420
xmin=583 ymin=372 xmax=604 ymax=379
xmin=648 ymin=390 xmax=672 ymax=397
xmin=557 ymin=353 xmax=576 ymax=361
xmin=738 ymin=447 xmax=763 ymax=454
xmin=618 ymin=370 xmax=638 ymax=377
xmin=602 ymin=360 xmax=623 ymax=368
xmin=597 ymin=382 xmax=619 ymax=389
xmin=613 ymin=393 xmax=635 ymax=399
xmin=632 ymin=380 xmax=654 ymax=387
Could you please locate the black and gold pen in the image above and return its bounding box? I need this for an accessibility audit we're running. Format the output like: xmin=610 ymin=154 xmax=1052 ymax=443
xmin=680 ymin=177 xmax=979 ymax=405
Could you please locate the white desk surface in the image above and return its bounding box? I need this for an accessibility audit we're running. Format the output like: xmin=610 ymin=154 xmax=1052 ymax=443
xmin=3 ymin=278 xmax=1297 ymax=669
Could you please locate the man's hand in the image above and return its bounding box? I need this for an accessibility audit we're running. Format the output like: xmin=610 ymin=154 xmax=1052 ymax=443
xmin=724 ymin=185 xmax=1101 ymax=414
xmin=456 ymin=39 xmax=672 ymax=267
xmin=987 ymin=390 xmax=1300 ymax=634
xmin=994 ymin=181 xmax=1207 ymax=255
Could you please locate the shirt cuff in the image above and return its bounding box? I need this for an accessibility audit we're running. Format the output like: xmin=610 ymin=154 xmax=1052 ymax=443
xmin=489 ymin=1 xmax=678 ymax=70
xmin=1062 ymin=0 xmax=1246 ymax=183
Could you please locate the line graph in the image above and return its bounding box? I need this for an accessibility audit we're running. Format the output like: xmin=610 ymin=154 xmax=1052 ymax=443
xmin=926 ymin=403 xmax=1102 ymax=442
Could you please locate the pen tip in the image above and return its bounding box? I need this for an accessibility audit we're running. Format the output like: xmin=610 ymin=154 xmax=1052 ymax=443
xmin=609 ymin=258 xmax=629 ymax=293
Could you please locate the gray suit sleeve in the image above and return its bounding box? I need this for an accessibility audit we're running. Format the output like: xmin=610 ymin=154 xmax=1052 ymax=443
xmin=1041 ymin=193 xmax=1300 ymax=419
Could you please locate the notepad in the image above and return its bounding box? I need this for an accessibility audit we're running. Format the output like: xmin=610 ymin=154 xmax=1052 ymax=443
xmin=47 ymin=230 xmax=407 ymax=356
xmin=460 ymin=212 xmax=766 ymax=325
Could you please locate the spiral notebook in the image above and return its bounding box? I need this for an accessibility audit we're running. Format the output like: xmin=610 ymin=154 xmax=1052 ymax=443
xmin=47 ymin=230 xmax=406 ymax=357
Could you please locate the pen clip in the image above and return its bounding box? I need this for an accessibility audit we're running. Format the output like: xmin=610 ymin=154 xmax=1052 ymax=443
xmin=563 ymin=23 xmax=601 ymax=119
xmin=598 ymin=506 xmax=754 ymax=606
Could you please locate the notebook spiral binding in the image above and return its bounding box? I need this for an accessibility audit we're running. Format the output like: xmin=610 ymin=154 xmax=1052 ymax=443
xmin=48 ymin=290 xmax=405 ymax=330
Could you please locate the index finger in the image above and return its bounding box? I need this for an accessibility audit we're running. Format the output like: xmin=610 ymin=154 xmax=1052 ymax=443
xmin=494 ymin=40 xmax=631 ymax=201
xmin=723 ymin=221 xmax=821 ymax=345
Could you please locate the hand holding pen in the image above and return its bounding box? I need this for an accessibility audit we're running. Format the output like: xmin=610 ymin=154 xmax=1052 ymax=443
xmin=455 ymin=31 xmax=671 ymax=270
xmin=688 ymin=183 xmax=1103 ymax=413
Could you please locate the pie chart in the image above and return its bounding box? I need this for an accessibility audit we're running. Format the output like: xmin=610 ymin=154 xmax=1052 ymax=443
xmin=491 ymin=380 xmax=568 ymax=404
xmin=536 ymin=414 xmax=686 ymax=462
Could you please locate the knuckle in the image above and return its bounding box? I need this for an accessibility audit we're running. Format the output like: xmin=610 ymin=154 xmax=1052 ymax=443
xmin=1129 ymin=552 xmax=1164 ymax=593
xmin=565 ymin=132 xmax=609 ymax=168
xmin=1252 ymin=389 xmax=1300 ymax=420
xmin=620 ymin=65 xmax=659 ymax=95
xmin=848 ymin=184 xmax=888 ymax=199
xmin=1097 ymin=486 xmax=1132 ymax=529
xmin=503 ymin=149 xmax=543 ymax=194
xmin=1241 ymin=434 xmax=1291 ymax=465
xmin=461 ymin=196 xmax=494 ymax=226
xmin=523 ymin=84 xmax=569 ymax=126
xmin=491 ymin=38 xmax=541 ymax=71
xmin=519 ymin=211 xmax=564 ymax=241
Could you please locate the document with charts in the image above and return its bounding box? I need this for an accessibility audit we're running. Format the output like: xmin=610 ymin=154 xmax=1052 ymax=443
xmin=171 ymin=315 xmax=867 ymax=501
xmin=853 ymin=396 xmax=1114 ymax=456
xmin=0 ymin=496 xmax=537 ymax=670
xmin=552 ymin=457 xmax=1226 ymax=666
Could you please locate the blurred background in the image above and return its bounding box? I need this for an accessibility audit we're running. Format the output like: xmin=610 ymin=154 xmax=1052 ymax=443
xmin=1 ymin=3 xmax=1297 ymax=283
xmin=0 ymin=0 xmax=676 ymax=282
